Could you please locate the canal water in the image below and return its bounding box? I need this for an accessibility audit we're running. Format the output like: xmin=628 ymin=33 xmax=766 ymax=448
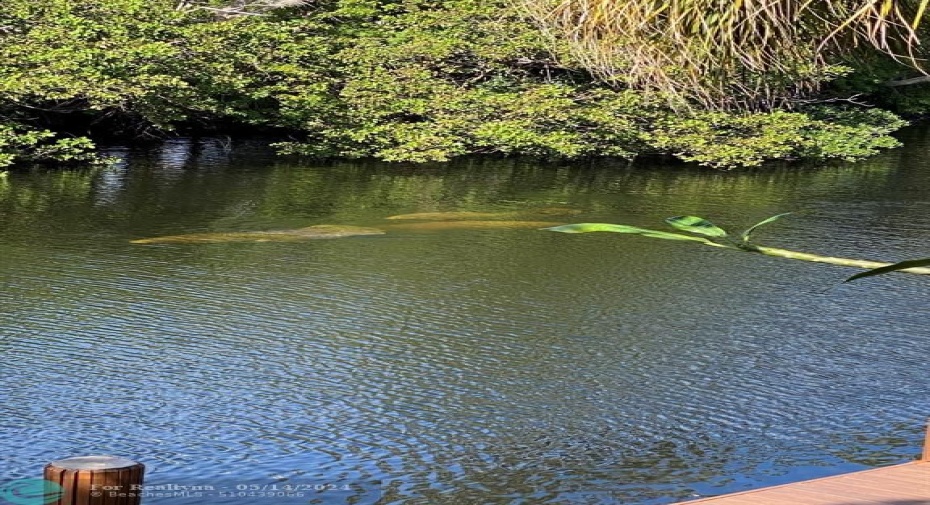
xmin=3 ymin=131 xmax=930 ymax=504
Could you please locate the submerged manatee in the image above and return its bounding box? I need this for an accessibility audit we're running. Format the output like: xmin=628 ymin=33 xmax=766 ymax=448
xmin=385 ymin=207 xmax=582 ymax=221
xmin=131 ymin=225 xmax=385 ymax=244
xmin=382 ymin=220 xmax=563 ymax=231
xmin=530 ymin=207 xmax=583 ymax=217
xmin=385 ymin=211 xmax=512 ymax=221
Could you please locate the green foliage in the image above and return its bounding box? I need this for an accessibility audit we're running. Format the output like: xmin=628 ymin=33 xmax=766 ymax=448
xmin=739 ymin=212 xmax=793 ymax=245
xmin=664 ymin=216 xmax=729 ymax=238
xmin=0 ymin=124 xmax=102 ymax=167
xmin=0 ymin=1 xmax=188 ymax=122
xmin=549 ymin=213 xmax=791 ymax=250
xmin=273 ymin=0 xmax=644 ymax=162
xmin=645 ymin=107 xmax=906 ymax=169
xmin=544 ymin=222 xmax=721 ymax=244
xmin=0 ymin=0 xmax=916 ymax=168
xmin=277 ymin=84 xmax=645 ymax=162
xmin=547 ymin=214 xmax=930 ymax=278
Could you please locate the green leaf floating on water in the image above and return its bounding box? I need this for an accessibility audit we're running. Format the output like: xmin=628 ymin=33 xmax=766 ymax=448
xmin=844 ymin=257 xmax=930 ymax=282
xmin=664 ymin=216 xmax=729 ymax=238
xmin=543 ymin=223 xmax=722 ymax=245
xmin=739 ymin=212 xmax=793 ymax=244
xmin=545 ymin=216 xmax=930 ymax=279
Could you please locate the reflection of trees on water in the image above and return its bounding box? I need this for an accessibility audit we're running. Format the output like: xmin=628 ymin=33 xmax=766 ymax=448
xmin=0 ymin=138 xmax=913 ymax=246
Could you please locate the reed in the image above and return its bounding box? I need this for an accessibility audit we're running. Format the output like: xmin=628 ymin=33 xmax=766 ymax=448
xmin=516 ymin=0 xmax=930 ymax=110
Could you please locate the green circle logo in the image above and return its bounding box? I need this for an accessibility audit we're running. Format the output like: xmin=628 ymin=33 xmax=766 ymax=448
xmin=0 ymin=479 xmax=63 ymax=505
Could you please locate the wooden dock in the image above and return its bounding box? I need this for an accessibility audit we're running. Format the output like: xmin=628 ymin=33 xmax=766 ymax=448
xmin=680 ymin=423 xmax=930 ymax=505
xmin=681 ymin=461 xmax=930 ymax=504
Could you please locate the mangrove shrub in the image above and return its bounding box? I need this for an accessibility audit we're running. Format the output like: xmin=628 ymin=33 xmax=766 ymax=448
xmin=0 ymin=0 xmax=919 ymax=168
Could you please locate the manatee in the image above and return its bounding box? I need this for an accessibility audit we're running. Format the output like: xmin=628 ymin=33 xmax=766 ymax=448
xmin=385 ymin=211 xmax=511 ymax=221
xmin=131 ymin=225 xmax=385 ymax=244
xmin=529 ymin=207 xmax=583 ymax=217
xmin=385 ymin=208 xmax=581 ymax=221
xmin=382 ymin=220 xmax=564 ymax=231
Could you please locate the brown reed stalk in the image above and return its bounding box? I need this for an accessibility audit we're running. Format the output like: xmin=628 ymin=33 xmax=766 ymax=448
xmin=516 ymin=0 xmax=930 ymax=110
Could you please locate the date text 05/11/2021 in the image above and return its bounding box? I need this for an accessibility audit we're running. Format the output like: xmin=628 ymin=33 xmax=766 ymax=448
xmin=84 ymin=482 xmax=379 ymax=501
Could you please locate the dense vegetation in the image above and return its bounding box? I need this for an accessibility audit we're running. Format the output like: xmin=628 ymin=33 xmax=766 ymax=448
xmin=0 ymin=0 xmax=928 ymax=168
xmin=519 ymin=1 xmax=930 ymax=110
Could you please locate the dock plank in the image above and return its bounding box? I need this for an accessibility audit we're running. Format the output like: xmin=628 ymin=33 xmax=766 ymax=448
xmin=681 ymin=461 xmax=930 ymax=504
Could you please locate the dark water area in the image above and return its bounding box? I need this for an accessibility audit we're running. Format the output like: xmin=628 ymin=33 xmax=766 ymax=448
xmin=3 ymin=132 xmax=930 ymax=504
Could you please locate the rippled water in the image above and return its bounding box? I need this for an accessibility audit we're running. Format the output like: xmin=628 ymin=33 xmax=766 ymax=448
xmin=3 ymin=134 xmax=930 ymax=504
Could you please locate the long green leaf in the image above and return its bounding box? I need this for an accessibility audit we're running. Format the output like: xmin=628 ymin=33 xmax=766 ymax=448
xmin=844 ymin=258 xmax=930 ymax=282
xmin=665 ymin=216 xmax=729 ymax=238
xmin=545 ymin=222 xmax=930 ymax=277
xmin=739 ymin=212 xmax=793 ymax=244
xmin=544 ymin=223 xmax=722 ymax=244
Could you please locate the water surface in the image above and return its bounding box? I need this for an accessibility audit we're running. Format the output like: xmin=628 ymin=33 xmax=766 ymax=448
xmin=3 ymin=136 xmax=930 ymax=504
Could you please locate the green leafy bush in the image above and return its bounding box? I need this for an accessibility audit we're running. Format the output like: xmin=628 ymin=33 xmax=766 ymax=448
xmin=0 ymin=124 xmax=101 ymax=167
xmin=645 ymin=107 xmax=906 ymax=169
xmin=0 ymin=0 xmax=914 ymax=168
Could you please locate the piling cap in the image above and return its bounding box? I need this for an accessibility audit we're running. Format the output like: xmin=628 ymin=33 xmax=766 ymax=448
xmin=47 ymin=455 xmax=142 ymax=470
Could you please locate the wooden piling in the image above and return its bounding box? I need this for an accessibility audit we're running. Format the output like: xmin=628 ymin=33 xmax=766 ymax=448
xmin=43 ymin=456 xmax=144 ymax=505
xmin=923 ymin=418 xmax=930 ymax=462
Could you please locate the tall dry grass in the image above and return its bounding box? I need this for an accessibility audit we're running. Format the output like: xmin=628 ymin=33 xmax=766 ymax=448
xmin=517 ymin=0 xmax=929 ymax=110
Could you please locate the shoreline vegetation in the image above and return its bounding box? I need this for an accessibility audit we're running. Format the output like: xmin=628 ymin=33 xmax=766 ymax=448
xmin=3 ymin=0 xmax=930 ymax=169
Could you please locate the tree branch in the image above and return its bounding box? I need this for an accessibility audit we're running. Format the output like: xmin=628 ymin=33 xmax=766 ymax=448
xmin=883 ymin=75 xmax=930 ymax=87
